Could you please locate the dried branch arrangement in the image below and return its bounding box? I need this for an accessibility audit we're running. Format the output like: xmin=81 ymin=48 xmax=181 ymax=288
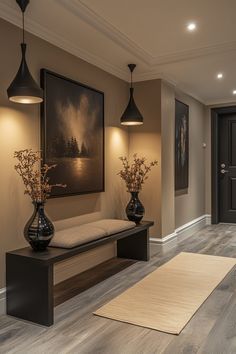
xmin=14 ymin=149 xmax=66 ymax=202
xmin=118 ymin=154 xmax=158 ymax=192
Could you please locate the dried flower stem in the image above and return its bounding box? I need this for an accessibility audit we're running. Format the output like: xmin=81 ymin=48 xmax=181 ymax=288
xmin=14 ymin=149 xmax=66 ymax=202
xmin=118 ymin=154 xmax=158 ymax=192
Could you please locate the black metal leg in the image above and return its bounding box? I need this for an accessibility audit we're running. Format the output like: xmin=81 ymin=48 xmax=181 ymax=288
xmin=6 ymin=254 xmax=53 ymax=326
xmin=117 ymin=229 xmax=150 ymax=261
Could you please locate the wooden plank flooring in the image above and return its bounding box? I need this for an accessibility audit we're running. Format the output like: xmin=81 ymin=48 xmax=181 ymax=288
xmin=54 ymin=258 xmax=136 ymax=306
xmin=1 ymin=223 xmax=236 ymax=354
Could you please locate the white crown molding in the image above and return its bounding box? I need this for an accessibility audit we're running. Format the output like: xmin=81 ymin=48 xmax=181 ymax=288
xmin=134 ymin=70 xmax=176 ymax=85
xmin=134 ymin=69 xmax=206 ymax=104
xmin=1 ymin=0 xmax=236 ymax=82
xmin=134 ymin=71 xmax=206 ymax=104
xmin=0 ymin=1 xmax=129 ymax=82
xmin=150 ymin=41 xmax=236 ymax=66
xmin=176 ymin=86 xmax=206 ymax=105
xmin=58 ymin=0 xmax=152 ymax=65
xmin=60 ymin=0 xmax=236 ymax=67
xmin=0 ymin=2 xmax=208 ymax=105
xmin=1 ymin=0 xmax=236 ymax=104
xmin=205 ymin=97 xmax=236 ymax=106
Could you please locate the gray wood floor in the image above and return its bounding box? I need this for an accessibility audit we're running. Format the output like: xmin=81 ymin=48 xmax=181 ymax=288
xmin=1 ymin=223 xmax=236 ymax=354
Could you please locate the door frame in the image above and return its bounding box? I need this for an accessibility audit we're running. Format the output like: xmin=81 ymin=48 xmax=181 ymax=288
xmin=211 ymin=105 xmax=236 ymax=224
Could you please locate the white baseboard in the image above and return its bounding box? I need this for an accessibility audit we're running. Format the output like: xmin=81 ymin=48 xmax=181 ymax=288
xmin=205 ymin=214 xmax=212 ymax=225
xmin=150 ymin=231 xmax=177 ymax=244
xmin=150 ymin=214 xmax=211 ymax=244
xmin=0 ymin=288 xmax=6 ymax=316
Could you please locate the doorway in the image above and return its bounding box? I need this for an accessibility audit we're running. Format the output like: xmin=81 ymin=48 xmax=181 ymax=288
xmin=212 ymin=106 xmax=236 ymax=223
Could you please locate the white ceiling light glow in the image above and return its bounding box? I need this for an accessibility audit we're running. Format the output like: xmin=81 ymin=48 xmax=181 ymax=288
xmin=187 ymin=23 xmax=196 ymax=31
xmin=217 ymin=73 xmax=223 ymax=79
xmin=233 ymin=90 xmax=236 ymax=95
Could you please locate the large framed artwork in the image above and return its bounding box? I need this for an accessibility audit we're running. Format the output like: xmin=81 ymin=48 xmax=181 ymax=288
xmin=175 ymin=99 xmax=189 ymax=191
xmin=40 ymin=69 xmax=104 ymax=197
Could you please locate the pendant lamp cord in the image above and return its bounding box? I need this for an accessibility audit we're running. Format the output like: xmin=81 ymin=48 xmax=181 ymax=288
xmin=22 ymin=11 xmax=25 ymax=44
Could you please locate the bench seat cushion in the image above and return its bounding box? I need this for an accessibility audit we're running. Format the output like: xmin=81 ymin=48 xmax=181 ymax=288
xmin=89 ymin=219 xmax=136 ymax=235
xmin=50 ymin=219 xmax=136 ymax=249
xmin=50 ymin=225 xmax=107 ymax=249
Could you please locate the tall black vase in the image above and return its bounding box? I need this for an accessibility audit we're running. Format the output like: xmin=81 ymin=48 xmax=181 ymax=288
xmin=126 ymin=192 xmax=145 ymax=224
xmin=24 ymin=201 xmax=54 ymax=252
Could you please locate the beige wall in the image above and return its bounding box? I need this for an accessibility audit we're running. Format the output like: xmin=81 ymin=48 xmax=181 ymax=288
xmin=0 ymin=19 xmax=129 ymax=289
xmin=129 ymin=80 xmax=162 ymax=237
xmin=0 ymin=18 xmax=209 ymax=289
xmin=175 ymin=90 xmax=206 ymax=229
xmin=162 ymin=85 xmax=206 ymax=232
xmin=129 ymin=81 xmax=206 ymax=238
xmin=161 ymin=81 xmax=175 ymax=237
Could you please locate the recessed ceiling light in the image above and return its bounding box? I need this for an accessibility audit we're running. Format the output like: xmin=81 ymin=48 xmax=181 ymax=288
xmin=217 ymin=73 xmax=223 ymax=79
xmin=187 ymin=23 xmax=196 ymax=31
xmin=233 ymin=90 xmax=236 ymax=95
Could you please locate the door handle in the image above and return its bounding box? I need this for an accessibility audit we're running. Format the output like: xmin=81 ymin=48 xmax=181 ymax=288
xmin=221 ymin=169 xmax=229 ymax=174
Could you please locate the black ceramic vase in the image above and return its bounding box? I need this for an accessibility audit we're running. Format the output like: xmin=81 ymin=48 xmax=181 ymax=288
xmin=24 ymin=201 xmax=54 ymax=251
xmin=126 ymin=192 xmax=145 ymax=224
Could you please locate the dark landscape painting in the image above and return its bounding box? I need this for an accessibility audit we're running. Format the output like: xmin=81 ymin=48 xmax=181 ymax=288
xmin=41 ymin=69 xmax=104 ymax=197
xmin=175 ymin=100 xmax=189 ymax=191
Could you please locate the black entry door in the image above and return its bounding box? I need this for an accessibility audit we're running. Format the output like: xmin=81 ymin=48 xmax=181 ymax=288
xmin=219 ymin=114 xmax=236 ymax=222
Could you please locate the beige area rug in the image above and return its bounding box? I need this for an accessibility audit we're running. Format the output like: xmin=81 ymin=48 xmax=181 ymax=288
xmin=94 ymin=252 xmax=236 ymax=334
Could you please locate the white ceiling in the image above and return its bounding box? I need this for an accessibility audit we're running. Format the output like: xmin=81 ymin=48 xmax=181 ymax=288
xmin=1 ymin=0 xmax=236 ymax=105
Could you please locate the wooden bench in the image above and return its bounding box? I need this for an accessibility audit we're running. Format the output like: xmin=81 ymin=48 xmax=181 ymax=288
xmin=6 ymin=220 xmax=154 ymax=326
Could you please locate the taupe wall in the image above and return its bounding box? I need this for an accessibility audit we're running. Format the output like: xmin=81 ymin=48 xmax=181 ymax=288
xmin=129 ymin=80 xmax=162 ymax=237
xmin=175 ymin=90 xmax=206 ymax=229
xmin=161 ymin=81 xmax=175 ymax=237
xmin=0 ymin=19 xmax=129 ymax=289
xmin=129 ymin=81 xmax=206 ymax=238
xmin=0 ymin=18 xmax=208 ymax=289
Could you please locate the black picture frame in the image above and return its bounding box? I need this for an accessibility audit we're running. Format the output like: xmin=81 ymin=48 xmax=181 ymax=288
xmin=175 ymin=99 xmax=189 ymax=191
xmin=40 ymin=69 xmax=105 ymax=198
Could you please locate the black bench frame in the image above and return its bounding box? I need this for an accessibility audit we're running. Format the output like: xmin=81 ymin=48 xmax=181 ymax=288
xmin=6 ymin=221 xmax=153 ymax=326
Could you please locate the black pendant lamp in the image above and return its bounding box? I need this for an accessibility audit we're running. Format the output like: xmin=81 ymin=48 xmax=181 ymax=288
xmin=7 ymin=0 xmax=43 ymax=104
xmin=120 ymin=64 xmax=143 ymax=126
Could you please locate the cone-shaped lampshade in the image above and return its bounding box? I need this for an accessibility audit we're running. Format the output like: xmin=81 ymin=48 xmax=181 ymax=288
xmin=120 ymin=88 xmax=143 ymax=125
xmin=7 ymin=43 xmax=43 ymax=104
xmin=120 ymin=64 xmax=143 ymax=126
